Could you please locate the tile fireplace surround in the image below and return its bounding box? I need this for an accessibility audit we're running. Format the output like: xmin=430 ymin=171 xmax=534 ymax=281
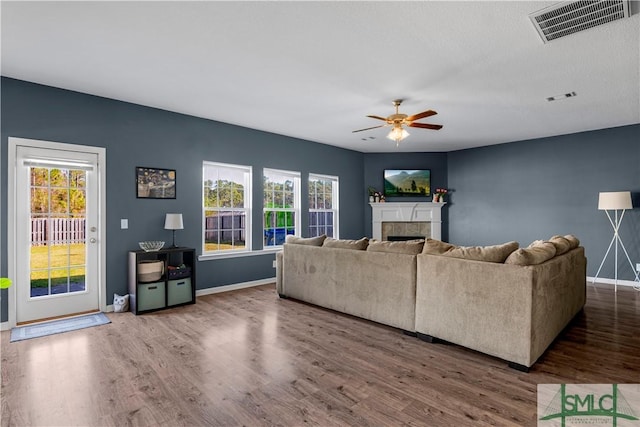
xmin=370 ymin=202 xmax=445 ymax=241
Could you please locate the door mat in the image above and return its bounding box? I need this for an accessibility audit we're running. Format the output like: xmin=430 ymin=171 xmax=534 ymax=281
xmin=10 ymin=312 xmax=111 ymax=342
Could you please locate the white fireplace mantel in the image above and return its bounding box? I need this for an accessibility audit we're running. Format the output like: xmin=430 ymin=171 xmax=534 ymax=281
xmin=370 ymin=202 xmax=445 ymax=241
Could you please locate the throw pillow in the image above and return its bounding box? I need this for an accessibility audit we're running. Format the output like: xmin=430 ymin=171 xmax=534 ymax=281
xmin=564 ymin=234 xmax=580 ymax=249
xmin=549 ymin=235 xmax=571 ymax=255
xmin=367 ymin=239 xmax=424 ymax=255
xmin=505 ymin=242 xmax=557 ymax=265
xmin=322 ymin=237 xmax=369 ymax=250
xmin=422 ymin=238 xmax=457 ymax=255
xmin=440 ymin=241 xmax=519 ymax=263
xmin=285 ymin=234 xmax=327 ymax=246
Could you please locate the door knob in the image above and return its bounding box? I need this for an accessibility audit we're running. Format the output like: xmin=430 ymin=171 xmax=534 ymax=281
xmin=89 ymin=238 xmax=97 ymax=243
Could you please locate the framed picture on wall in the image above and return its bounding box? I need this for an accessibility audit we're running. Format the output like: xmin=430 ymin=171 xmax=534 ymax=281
xmin=136 ymin=167 xmax=176 ymax=199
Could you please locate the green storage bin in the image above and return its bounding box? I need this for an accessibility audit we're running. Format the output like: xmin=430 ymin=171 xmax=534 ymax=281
xmin=168 ymin=277 xmax=192 ymax=306
xmin=137 ymin=281 xmax=166 ymax=311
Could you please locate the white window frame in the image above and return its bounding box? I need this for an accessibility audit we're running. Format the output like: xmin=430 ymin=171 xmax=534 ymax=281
xmin=263 ymin=168 xmax=300 ymax=248
xmin=308 ymin=173 xmax=339 ymax=239
xmin=202 ymin=161 xmax=252 ymax=256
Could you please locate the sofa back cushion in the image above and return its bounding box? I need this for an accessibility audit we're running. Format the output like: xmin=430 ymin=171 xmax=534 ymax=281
xmin=548 ymin=235 xmax=572 ymax=255
xmin=439 ymin=241 xmax=519 ymax=263
xmin=323 ymin=237 xmax=369 ymax=250
xmin=285 ymin=234 xmax=327 ymax=246
xmin=422 ymin=238 xmax=457 ymax=255
xmin=367 ymin=239 xmax=424 ymax=255
xmin=564 ymin=234 xmax=580 ymax=249
xmin=505 ymin=241 xmax=557 ymax=265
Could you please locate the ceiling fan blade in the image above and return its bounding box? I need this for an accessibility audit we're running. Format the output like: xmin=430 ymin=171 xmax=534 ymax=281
xmin=408 ymin=122 xmax=443 ymax=130
xmin=405 ymin=110 xmax=437 ymax=122
xmin=366 ymin=115 xmax=390 ymax=122
xmin=352 ymin=125 xmax=386 ymax=133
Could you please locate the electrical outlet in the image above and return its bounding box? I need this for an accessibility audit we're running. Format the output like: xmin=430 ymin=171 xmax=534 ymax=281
xmin=636 ymin=263 xmax=640 ymax=272
xmin=273 ymin=260 xmax=277 ymax=268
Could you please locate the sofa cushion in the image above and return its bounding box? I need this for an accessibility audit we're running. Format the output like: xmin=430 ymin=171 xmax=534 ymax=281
xmin=505 ymin=241 xmax=557 ymax=265
xmin=563 ymin=234 xmax=580 ymax=250
xmin=322 ymin=237 xmax=369 ymax=250
xmin=440 ymin=241 xmax=519 ymax=263
xmin=285 ymin=234 xmax=327 ymax=246
xmin=422 ymin=238 xmax=457 ymax=255
xmin=549 ymin=235 xmax=572 ymax=255
xmin=367 ymin=239 xmax=424 ymax=255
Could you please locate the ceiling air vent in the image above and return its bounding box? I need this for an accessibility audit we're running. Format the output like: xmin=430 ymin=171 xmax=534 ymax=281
xmin=529 ymin=0 xmax=631 ymax=43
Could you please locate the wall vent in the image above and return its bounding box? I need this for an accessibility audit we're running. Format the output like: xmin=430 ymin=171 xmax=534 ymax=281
xmin=530 ymin=0 xmax=630 ymax=43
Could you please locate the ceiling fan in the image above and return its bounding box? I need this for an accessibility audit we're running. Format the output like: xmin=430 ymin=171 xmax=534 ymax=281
xmin=353 ymin=99 xmax=442 ymax=145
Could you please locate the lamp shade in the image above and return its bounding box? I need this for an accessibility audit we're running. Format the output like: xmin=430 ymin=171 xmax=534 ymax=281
xmin=386 ymin=126 xmax=409 ymax=142
xmin=164 ymin=213 xmax=184 ymax=230
xmin=598 ymin=191 xmax=632 ymax=210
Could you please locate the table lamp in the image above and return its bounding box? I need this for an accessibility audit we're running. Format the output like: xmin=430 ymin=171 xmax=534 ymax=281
xmin=164 ymin=213 xmax=184 ymax=248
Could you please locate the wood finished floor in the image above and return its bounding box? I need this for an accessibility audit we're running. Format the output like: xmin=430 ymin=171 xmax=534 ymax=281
xmin=1 ymin=282 xmax=639 ymax=427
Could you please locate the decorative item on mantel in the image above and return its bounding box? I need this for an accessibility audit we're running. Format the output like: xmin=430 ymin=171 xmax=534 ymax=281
xmin=368 ymin=186 xmax=383 ymax=203
xmin=433 ymin=188 xmax=449 ymax=203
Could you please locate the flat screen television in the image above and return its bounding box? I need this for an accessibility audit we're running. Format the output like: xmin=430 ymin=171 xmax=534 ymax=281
xmin=384 ymin=169 xmax=431 ymax=197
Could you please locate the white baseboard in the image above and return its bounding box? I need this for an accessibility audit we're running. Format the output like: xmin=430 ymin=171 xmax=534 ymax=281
xmin=1 ymin=321 xmax=9 ymax=331
xmin=587 ymin=276 xmax=640 ymax=289
xmin=195 ymin=277 xmax=275 ymax=297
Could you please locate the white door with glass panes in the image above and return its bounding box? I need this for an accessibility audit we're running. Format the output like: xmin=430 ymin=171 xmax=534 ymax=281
xmin=14 ymin=143 xmax=101 ymax=324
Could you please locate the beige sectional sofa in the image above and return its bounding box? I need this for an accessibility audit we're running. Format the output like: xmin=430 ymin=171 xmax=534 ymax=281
xmin=277 ymin=236 xmax=421 ymax=331
xmin=276 ymin=234 xmax=587 ymax=371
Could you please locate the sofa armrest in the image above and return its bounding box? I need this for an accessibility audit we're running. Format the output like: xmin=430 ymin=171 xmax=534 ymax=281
xmin=275 ymin=251 xmax=284 ymax=295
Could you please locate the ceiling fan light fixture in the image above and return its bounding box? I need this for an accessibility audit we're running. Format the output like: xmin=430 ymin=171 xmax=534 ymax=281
xmin=387 ymin=126 xmax=409 ymax=144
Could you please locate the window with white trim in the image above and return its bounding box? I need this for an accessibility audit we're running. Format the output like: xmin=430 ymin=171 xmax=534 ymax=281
xmin=263 ymin=168 xmax=300 ymax=247
xmin=203 ymin=162 xmax=251 ymax=254
xmin=308 ymin=174 xmax=339 ymax=238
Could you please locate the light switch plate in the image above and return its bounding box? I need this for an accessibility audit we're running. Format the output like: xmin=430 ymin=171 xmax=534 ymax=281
xmin=121 ymin=219 xmax=128 ymax=229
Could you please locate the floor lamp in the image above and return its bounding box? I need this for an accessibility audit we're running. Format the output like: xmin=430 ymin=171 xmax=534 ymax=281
xmin=592 ymin=191 xmax=639 ymax=292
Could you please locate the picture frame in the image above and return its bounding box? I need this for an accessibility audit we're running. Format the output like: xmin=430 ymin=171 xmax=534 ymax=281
xmin=136 ymin=167 xmax=176 ymax=199
xmin=383 ymin=169 xmax=431 ymax=197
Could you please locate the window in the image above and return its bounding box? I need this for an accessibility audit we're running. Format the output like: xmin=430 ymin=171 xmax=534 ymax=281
xmin=263 ymin=168 xmax=300 ymax=247
xmin=309 ymin=174 xmax=339 ymax=238
xmin=203 ymin=162 xmax=251 ymax=254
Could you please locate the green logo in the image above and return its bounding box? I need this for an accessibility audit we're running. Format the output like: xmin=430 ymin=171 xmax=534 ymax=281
xmin=539 ymin=384 xmax=639 ymax=426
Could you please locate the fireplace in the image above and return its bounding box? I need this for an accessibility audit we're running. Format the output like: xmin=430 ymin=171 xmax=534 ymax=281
xmin=387 ymin=235 xmax=426 ymax=242
xmin=370 ymin=202 xmax=444 ymax=241
xmin=382 ymin=221 xmax=431 ymax=241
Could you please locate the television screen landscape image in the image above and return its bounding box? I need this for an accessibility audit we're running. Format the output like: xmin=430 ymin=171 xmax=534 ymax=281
xmin=384 ymin=169 xmax=431 ymax=197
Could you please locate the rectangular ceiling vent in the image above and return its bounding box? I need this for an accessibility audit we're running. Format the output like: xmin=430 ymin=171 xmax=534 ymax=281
xmin=530 ymin=0 xmax=630 ymax=43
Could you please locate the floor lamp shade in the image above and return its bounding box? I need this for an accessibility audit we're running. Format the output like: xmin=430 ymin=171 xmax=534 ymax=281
xmin=598 ymin=191 xmax=632 ymax=210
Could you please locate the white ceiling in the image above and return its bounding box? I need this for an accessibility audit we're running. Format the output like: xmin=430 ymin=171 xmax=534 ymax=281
xmin=2 ymin=1 xmax=639 ymax=153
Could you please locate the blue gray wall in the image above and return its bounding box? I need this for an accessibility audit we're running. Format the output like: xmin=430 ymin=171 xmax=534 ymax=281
xmin=363 ymin=152 xmax=449 ymax=240
xmin=447 ymin=124 xmax=640 ymax=280
xmin=2 ymin=77 xmax=639 ymax=323
xmin=1 ymin=77 xmax=365 ymax=321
